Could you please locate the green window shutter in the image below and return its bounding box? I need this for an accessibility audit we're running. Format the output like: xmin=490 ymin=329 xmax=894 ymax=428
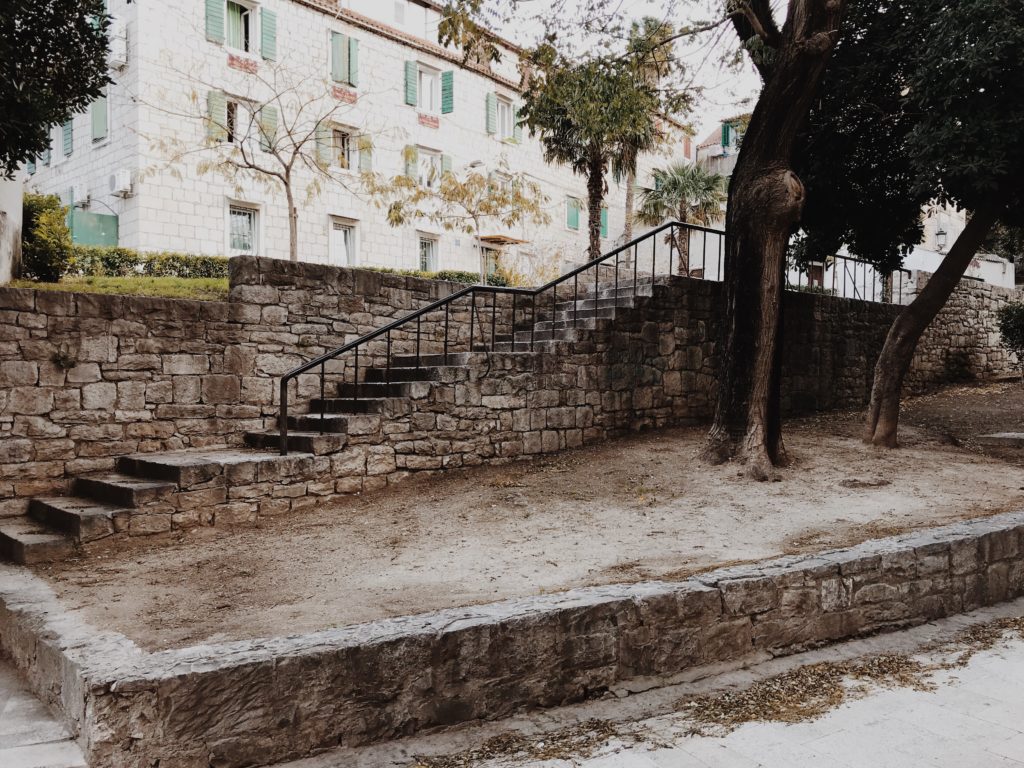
xmin=358 ymin=143 xmax=372 ymax=172
xmin=207 ymin=90 xmax=227 ymax=142
xmin=62 ymin=120 xmax=73 ymax=156
xmin=26 ymin=159 xmax=35 ymax=175
xmin=404 ymin=145 xmax=418 ymax=179
xmin=259 ymin=105 xmax=278 ymax=151
xmin=600 ymin=207 xmax=608 ymax=238
xmin=348 ymin=38 xmax=359 ymax=87
xmin=404 ymin=61 xmax=418 ymax=106
xmin=331 ymin=32 xmax=349 ymax=83
xmin=441 ymin=154 xmax=452 ymax=175
xmin=43 ymin=147 xmax=51 ymax=166
xmin=260 ymin=8 xmax=277 ymax=60
xmin=513 ymin=104 xmax=523 ymax=142
xmin=205 ymin=0 xmax=225 ymax=42
xmin=721 ymin=123 xmax=730 ymax=146
xmin=567 ymin=198 xmax=580 ymax=230
xmin=441 ymin=71 xmax=454 ymax=114
xmin=91 ymin=95 xmax=108 ymax=141
xmin=315 ymin=124 xmax=333 ymax=167
xmin=485 ymin=92 xmax=497 ymax=134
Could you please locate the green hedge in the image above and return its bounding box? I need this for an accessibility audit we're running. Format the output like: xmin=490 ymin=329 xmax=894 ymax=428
xmin=69 ymin=246 xmax=230 ymax=279
xmin=363 ymin=266 xmax=511 ymax=286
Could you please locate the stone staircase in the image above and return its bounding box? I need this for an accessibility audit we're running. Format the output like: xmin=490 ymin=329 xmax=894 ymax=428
xmin=0 ymin=277 xmax=658 ymax=565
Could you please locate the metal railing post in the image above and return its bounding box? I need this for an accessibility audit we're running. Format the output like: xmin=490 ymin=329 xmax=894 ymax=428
xmin=279 ymin=378 xmax=289 ymax=455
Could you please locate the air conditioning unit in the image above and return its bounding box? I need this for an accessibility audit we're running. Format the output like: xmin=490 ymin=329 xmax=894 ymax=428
xmin=110 ymin=169 xmax=133 ymax=197
xmin=70 ymin=184 xmax=90 ymax=208
xmin=108 ymin=16 xmax=128 ymax=70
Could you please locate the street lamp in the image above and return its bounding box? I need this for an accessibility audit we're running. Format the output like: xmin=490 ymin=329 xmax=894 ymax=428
xmin=936 ymin=228 xmax=948 ymax=252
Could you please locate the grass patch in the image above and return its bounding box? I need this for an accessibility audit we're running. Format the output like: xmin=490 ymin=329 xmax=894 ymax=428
xmin=11 ymin=276 xmax=229 ymax=301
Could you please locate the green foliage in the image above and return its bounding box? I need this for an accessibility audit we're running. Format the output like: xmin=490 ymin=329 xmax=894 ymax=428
xmin=69 ymin=247 xmax=229 ymax=279
xmin=997 ymin=302 xmax=1024 ymax=379
xmin=2 ymin=0 xmax=111 ymax=176
xmin=21 ymin=194 xmax=72 ymax=282
xmin=796 ymin=0 xmax=1024 ymax=270
xmin=637 ymin=163 xmax=727 ymax=227
xmin=362 ymin=266 xmax=509 ymax=286
xmin=11 ymin=276 xmax=229 ymax=302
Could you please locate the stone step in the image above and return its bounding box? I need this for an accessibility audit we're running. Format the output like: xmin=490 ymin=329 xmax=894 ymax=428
xmin=512 ymin=328 xmax=587 ymax=343
xmin=552 ymin=306 xmax=618 ymax=322
xmin=308 ymin=396 xmax=395 ymax=414
xmin=390 ymin=353 xmax=471 ymax=367
xmin=363 ymin=366 xmax=451 ymax=383
xmin=531 ymin=317 xmax=611 ymax=334
xmin=118 ymin=454 xmax=225 ymax=486
xmin=0 ymin=520 xmax=75 ymax=565
xmin=336 ymin=381 xmax=414 ymax=398
xmin=28 ymin=497 xmax=126 ymax=543
xmin=554 ymin=296 xmax=639 ymax=313
xmin=244 ymin=431 xmax=348 ymax=455
xmin=287 ymin=413 xmax=351 ymax=433
xmin=73 ymin=474 xmax=178 ymax=508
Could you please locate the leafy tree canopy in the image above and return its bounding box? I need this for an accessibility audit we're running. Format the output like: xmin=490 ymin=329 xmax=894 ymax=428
xmin=795 ymin=0 xmax=1024 ymax=271
xmin=1 ymin=0 xmax=111 ymax=178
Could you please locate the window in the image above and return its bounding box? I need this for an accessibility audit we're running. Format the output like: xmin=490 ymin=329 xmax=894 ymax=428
xmin=482 ymin=247 xmax=500 ymax=276
xmin=226 ymin=100 xmax=255 ymax=144
xmin=417 ymin=65 xmax=440 ymax=113
xmin=332 ymin=128 xmax=359 ymax=169
xmin=496 ymin=97 xmax=514 ymax=140
xmin=418 ymin=148 xmax=442 ymax=189
xmin=91 ymin=93 xmax=109 ymax=143
xmin=229 ymin=205 xmax=258 ymax=255
xmin=330 ymin=219 xmax=356 ymax=266
xmin=226 ymin=0 xmax=253 ymax=53
xmin=419 ymin=236 xmax=438 ymax=272
xmin=566 ymin=197 xmax=581 ymax=231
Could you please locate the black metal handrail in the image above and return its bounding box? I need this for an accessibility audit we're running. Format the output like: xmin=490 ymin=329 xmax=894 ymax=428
xmin=787 ymin=254 xmax=913 ymax=304
xmin=277 ymin=220 xmax=724 ymax=453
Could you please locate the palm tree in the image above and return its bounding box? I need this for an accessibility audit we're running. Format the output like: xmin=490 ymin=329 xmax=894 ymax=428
xmin=636 ymin=162 xmax=727 ymax=274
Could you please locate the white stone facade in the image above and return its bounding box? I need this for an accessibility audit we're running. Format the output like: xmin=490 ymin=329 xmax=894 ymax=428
xmin=22 ymin=0 xmax=693 ymax=278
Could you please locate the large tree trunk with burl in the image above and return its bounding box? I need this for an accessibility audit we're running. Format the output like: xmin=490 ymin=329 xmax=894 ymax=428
xmin=864 ymin=205 xmax=1001 ymax=447
xmin=704 ymin=0 xmax=847 ymax=480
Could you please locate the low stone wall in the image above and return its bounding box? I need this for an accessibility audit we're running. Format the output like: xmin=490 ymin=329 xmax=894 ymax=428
xmin=2 ymin=511 xmax=1023 ymax=767
xmin=0 ymin=258 xmax=1017 ymax=515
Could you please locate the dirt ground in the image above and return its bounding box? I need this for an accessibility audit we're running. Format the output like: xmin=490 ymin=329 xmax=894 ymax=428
xmin=36 ymin=382 xmax=1024 ymax=651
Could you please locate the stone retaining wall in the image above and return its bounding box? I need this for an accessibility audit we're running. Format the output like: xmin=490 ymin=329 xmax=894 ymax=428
xmin=2 ymin=512 xmax=1023 ymax=767
xmin=0 ymin=258 xmax=1016 ymax=515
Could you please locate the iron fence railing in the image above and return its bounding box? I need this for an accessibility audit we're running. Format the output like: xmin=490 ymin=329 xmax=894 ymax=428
xmin=787 ymin=254 xmax=912 ymax=304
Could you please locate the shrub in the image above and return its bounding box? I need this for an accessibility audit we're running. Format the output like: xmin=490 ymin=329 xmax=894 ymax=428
xmin=69 ymin=246 xmax=229 ymax=279
xmin=21 ymin=194 xmax=72 ymax=282
xmin=365 ymin=266 xmax=512 ymax=286
xmin=997 ymin=302 xmax=1024 ymax=382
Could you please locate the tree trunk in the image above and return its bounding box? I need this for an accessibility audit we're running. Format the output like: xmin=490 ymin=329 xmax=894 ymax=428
xmin=704 ymin=0 xmax=847 ymax=479
xmin=285 ymin=182 xmax=298 ymax=262
xmin=624 ymin=169 xmax=635 ymax=243
xmin=864 ymin=205 xmax=1000 ymax=447
xmin=674 ymin=207 xmax=690 ymax=275
xmin=586 ymin=150 xmax=604 ymax=262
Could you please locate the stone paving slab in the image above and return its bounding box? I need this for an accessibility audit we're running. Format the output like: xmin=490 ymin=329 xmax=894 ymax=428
xmin=0 ymin=659 xmax=84 ymax=767
xmin=978 ymin=433 xmax=1024 ymax=447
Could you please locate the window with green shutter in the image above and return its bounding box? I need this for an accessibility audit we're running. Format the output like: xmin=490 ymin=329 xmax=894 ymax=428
xmin=566 ymin=197 xmax=580 ymax=231
xmin=260 ymin=8 xmax=276 ymax=60
xmin=404 ymin=145 xmax=419 ymax=179
xmin=513 ymin=104 xmax=523 ymax=142
xmin=91 ymin=94 xmax=109 ymax=142
xmin=404 ymin=61 xmax=418 ymax=106
xmin=259 ymin=105 xmax=278 ymax=151
xmin=315 ymin=124 xmax=333 ymax=167
xmin=441 ymin=71 xmax=454 ymax=114
xmin=207 ymin=90 xmax=228 ymax=142
xmin=226 ymin=1 xmax=253 ymax=52
xmin=600 ymin=207 xmax=608 ymax=238
xmin=485 ymin=92 xmax=497 ymax=134
xmin=358 ymin=142 xmax=372 ymax=172
xmin=348 ymin=37 xmax=359 ymax=87
xmin=331 ymin=32 xmax=349 ymax=83
xmin=62 ymin=120 xmax=73 ymax=157
xmin=441 ymin=154 xmax=452 ymax=175
xmin=721 ymin=122 xmax=731 ymax=147
xmin=26 ymin=159 xmax=35 ymax=175
xmin=205 ymin=0 xmax=225 ymax=42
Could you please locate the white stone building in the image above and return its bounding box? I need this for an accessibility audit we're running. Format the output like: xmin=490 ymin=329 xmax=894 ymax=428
xmin=21 ymin=0 xmax=693 ymax=278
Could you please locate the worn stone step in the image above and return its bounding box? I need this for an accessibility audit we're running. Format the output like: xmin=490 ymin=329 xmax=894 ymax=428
xmin=512 ymin=328 xmax=586 ymax=343
xmin=390 ymin=353 xmax=471 ymax=367
xmin=553 ymin=307 xmax=618 ymax=322
xmin=28 ymin=497 xmax=126 ymax=543
xmin=0 ymin=520 xmax=75 ymax=565
xmin=118 ymin=454 xmax=224 ymax=486
xmin=244 ymin=431 xmax=348 ymax=455
xmin=363 ymin=366 xmax=452 ymax=383
xmin=532 ymin=318 xmax=610 ymax=333
xmin=336 ymin=381 xmax=415 ymax=398
xmin=308 ymin=396 xmax=395 ymax=414
xmin=287 ymin=414 xmax=350 ymax=433
xmin=73 ymin=474 xmax=178 ymax=508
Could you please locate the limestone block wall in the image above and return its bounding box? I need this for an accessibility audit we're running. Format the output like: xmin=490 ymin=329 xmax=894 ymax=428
xmin=0 ymin=256 xmax=1017 ymax=516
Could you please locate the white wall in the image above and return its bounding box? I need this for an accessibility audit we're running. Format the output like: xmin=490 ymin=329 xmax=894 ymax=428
xmin=0 ymin=178 xmax=22 ymax=283
xmin=23 ymin=0 xmax=690 ymax=282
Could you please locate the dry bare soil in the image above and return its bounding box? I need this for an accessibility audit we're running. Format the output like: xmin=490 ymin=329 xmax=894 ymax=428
xmin=36 ymin=382 xmax=1024 ymax=651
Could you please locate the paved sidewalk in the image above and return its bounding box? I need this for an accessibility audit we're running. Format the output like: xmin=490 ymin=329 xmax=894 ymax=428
xmin=0 ymin=660 xmax=84 ymax=768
